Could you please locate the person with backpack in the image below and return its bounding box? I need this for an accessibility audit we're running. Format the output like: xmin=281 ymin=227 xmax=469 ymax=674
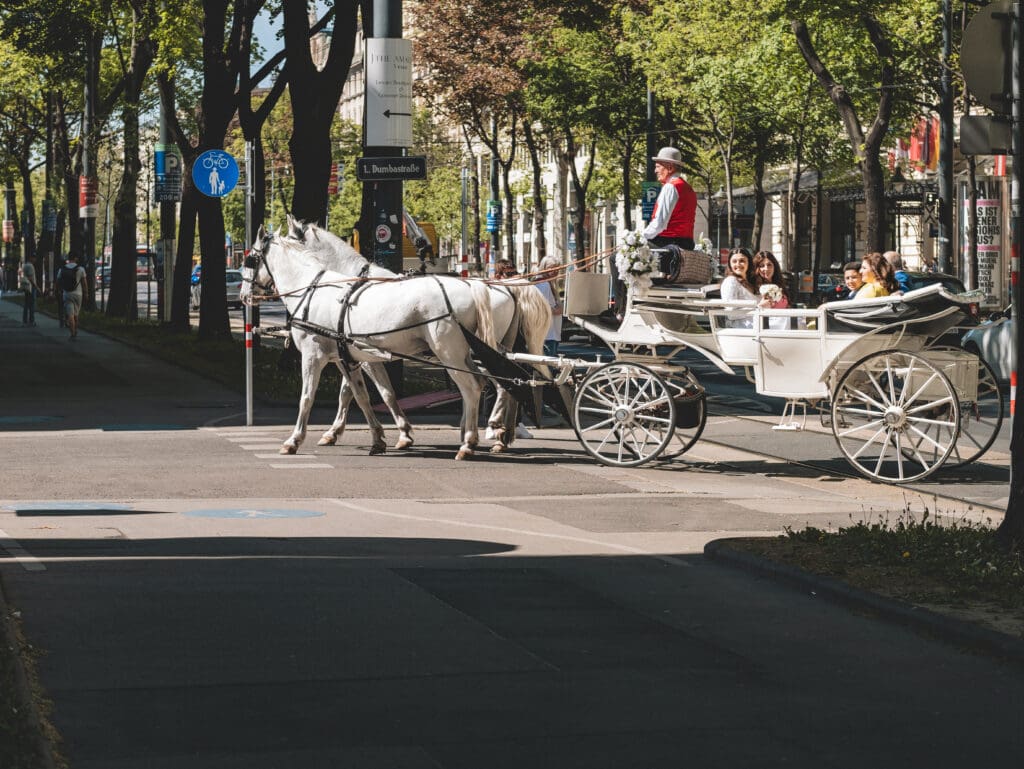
xmin=58 ymin=254 xmax=87 ymax=339
xmin=19 ymin=256 xmax=40 ymax=326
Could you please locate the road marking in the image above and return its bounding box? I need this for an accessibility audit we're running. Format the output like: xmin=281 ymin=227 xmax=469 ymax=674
xmin=0 ymin=529 xmax=45 ymax=572
xmin=238 ymin=444 xmax=287 ymax=450
xmin=326 ymin=500 xmax=691 ymax=567
xmin=269 ymin=463 xmax=333 ymax=469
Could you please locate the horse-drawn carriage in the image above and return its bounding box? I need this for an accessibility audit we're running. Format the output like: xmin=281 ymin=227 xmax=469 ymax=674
xmin=547 ymin=267 xmax=1001 ymax=482
xmin=243 ymin=223 xmax=1002 ymax=485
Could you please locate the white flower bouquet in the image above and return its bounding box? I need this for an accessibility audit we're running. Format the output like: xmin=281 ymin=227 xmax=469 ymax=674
xmin=615 ymin=230 xmax=658 ymax=296
xmin=759 ymin=283 xmax=783 ymax=304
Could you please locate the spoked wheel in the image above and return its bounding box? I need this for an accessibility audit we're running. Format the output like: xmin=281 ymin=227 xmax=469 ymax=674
xmin=903 ymin=347 xmax=1004 ymax=468
xmin=572 ymin=362 xmax=676 ymax=467
xmin=830 ymin=350 xmax=960 ymax=483
xmin=660 ymin=369 xmax=708 ymax=459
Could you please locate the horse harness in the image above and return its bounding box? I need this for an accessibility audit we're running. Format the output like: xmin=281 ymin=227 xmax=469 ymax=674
xmin=248 ymin=244 xmax=535 ymax=385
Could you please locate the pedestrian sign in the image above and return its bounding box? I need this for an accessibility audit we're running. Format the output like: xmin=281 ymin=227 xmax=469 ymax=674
xmin=192 ymin=150 xmax=239 ymax=198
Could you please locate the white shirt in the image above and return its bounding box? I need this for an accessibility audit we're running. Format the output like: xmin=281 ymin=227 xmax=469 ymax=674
xmin=536 ymin=281 xmax=562 ymax=342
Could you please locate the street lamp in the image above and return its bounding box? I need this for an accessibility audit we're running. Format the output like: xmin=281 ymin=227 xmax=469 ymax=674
xmin=712 ymin=185 xmax=726 ymax=257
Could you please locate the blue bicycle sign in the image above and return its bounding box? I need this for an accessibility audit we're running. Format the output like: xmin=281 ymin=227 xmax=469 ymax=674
xmin=192 ymin=150 xmax=239 ymax=198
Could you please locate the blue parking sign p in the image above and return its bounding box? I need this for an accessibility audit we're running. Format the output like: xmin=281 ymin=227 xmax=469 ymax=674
xmin=192 ymin=150 xmax=239 ymax=198
xmin=641 ymin=181 xmax=660 ymax=220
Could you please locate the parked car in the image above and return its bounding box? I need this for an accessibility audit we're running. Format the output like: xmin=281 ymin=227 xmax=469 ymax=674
xmin=962 ymin=305 xmax=1016 ymax=382
xmin=191 ymin=268 xmax=244 ymax=310
xmin=96 ymin=266 xmax=111 ymax=289
xmin=225 ymin=269 xmax=243 ymax=308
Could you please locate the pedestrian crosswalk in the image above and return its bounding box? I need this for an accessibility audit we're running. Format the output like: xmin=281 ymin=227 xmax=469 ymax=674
xmin=215 ymin=428 xmax=334 ymax=469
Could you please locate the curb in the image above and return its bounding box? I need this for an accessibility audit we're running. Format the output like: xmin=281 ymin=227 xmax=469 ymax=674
xmin=0 ymin=575 xmax=57 ymax=769
xmin=704 ymin=538 xmax=1024 ymax=665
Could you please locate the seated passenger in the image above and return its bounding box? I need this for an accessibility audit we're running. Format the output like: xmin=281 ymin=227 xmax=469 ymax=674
xmin=883 ymin=250 xmax=911 ymax=293
xmin=853 ymin=252 xmax=898 ymax=299
xmin=824 ymin=262 xmax=863 ymax=302
xmin=753 ymin=250 xmax=790 ymax=309
xmin=753 ymin=250 xmax=791 ymax=330
xmin=720 ymin=248 xmax=757 ymax=327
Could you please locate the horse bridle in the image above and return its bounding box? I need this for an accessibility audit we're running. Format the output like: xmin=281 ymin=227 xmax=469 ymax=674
xmin=242 ymin=229 xmax=278 ymax=301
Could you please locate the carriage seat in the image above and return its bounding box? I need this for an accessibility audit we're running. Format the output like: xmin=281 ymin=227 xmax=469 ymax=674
xmin=821 ymin=283 xmax=977 ymax=336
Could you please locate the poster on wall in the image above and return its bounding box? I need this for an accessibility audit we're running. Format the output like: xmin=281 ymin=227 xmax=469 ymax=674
xmin=961 ymin=179 xmax=1004 ymax=308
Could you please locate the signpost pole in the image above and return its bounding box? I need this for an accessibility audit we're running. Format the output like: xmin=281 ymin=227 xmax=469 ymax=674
xmin=365 ymin=0 xmax=408 ymax=276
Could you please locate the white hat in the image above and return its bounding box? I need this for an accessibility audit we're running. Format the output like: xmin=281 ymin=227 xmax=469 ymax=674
xmin=651 ymin=147 xmax=684 ymax=167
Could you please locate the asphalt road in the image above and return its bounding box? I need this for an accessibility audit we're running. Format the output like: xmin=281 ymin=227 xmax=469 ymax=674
xmin=0 ymin=294 xmax=1019 ymax=769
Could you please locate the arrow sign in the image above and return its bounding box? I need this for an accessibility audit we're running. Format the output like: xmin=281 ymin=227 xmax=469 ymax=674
xmin=384 ymin=110 xmax=412 ymax=118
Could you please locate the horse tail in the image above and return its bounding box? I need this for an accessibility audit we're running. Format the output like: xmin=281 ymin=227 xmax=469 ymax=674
xmin=469 ymin=280 xmax=496 ymax=348
xmin=508 ymin=283 xmax=552 ymax=362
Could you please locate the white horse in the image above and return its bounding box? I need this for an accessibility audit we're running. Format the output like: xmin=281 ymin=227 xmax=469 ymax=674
xmin=243 ymin=228 xmax=550 ymax=460
xmin=286 ymin=218 xmax=549 ymax=450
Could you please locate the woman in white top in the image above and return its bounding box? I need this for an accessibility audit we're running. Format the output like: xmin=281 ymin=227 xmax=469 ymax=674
xmin=534 ymin=256 xmax=563 ymax=355
xmin=720 ymin=249 xmax=757 ymax=328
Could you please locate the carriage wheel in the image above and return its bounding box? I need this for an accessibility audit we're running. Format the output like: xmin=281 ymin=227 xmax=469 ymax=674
xmin=830 ymin=350 xmax=960 ymax=483
xmin=901 ymin=348 xmax=1004 ymax=468
xmin=572 ymin=362 xmax=676 ymax=467
xmin=661 ymin=370 xmax=708 ymax=459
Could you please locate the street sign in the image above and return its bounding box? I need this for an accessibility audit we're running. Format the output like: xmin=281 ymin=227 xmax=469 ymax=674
xmin=191 ymin=149 xmax=239 ymax=198
xmin=356 ymin=156 xmax=427 ymax=181
xmin=960 ymin=115 xmax=1012 ymax=156
xmin=154 ymin=142 xmax=183 ymax=202
xmin=365 ymin=38 xmax=413 ymax=148
xmin=961 ymin=0 xmax=1012 ymax=115
xmin=486 ymin=200 xmax=502 ymax=234
xmin=641 ymin=181 xmax=660 ymax=221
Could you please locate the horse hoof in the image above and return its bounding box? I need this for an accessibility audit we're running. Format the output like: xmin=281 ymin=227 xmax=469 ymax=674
xmin=317 ymin=434 xmax=337 ymax=446
xmin=368 ymin=445 xmax=386 ymax=456
xmin=455 ymin=448 xmax=474 ymax=460
xmin=394 ymin=437 xmax=413 ymax=450
xmin=279 ymin=445 xmax=297 ymax=455
xmin=490 ymin=443 xmax=506 ymax=454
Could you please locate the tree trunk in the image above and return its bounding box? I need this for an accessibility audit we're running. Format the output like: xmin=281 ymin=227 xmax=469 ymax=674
xmin=523 ymin=121 xmax=547 ymax=262
xmin=170 ymin=180 xmax=198 ymax=332
xmin=792 ymin=15 xmax=894 ymax=253
xmin=196 ymin=192 xmax=230 ymax=339
xmin=285 ymin=1 xmax=358 ymax=224
xmin=107 ymin=99 xmax=142 ymax=320
xmin=751 ymin=147 xmax=767 ymax=251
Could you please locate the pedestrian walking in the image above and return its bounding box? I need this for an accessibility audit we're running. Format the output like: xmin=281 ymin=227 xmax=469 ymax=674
xmin=58 ymin=253 xmax=87 ymax=340
xmin=19 ymin=256 xmax=40 ymax=326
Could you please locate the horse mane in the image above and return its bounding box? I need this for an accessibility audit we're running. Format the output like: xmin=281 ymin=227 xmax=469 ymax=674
xmin=290 ymin=219 xmax=371 ymax=276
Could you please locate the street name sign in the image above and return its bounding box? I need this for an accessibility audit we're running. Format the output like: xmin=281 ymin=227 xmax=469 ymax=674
xmin=356 ymin=156 xmax=427 ymax=181
xmin=365 ymin=38 xmax=413 ymax=148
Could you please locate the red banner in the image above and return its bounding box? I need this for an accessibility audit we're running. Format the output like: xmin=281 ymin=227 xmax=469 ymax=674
xmin=79 ymin=175 xmax=98 ymax=218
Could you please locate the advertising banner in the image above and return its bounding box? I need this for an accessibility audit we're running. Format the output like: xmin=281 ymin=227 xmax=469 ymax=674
xmin=79 ymin=176 xmax=98 ymax=218
xmin=961 ymin=179 xmax=1004 ymax=308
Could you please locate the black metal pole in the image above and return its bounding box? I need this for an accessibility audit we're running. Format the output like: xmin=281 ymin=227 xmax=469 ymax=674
xmin=81 ymin=28 xmax=99 ymax=309
xmin=367 ymin=0 xmax=404 ymax=275
xmin=489 ymin=115 xmax=500 ymax=269
xmin=646 ymin=86 xmax=656 ymax=182
xmin=999 ymin=0 xmax=1024 ymax=540
xmin=938 ymin=0 xmax=954 ymax=272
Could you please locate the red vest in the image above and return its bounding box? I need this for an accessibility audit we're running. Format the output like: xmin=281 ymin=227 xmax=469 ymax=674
xmin=657 ymin=176 xmax=697 ymax=239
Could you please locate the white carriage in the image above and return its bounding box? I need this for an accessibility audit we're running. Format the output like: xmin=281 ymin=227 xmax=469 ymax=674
xmin=534 ymin=268 xmax=1002 ymax=483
